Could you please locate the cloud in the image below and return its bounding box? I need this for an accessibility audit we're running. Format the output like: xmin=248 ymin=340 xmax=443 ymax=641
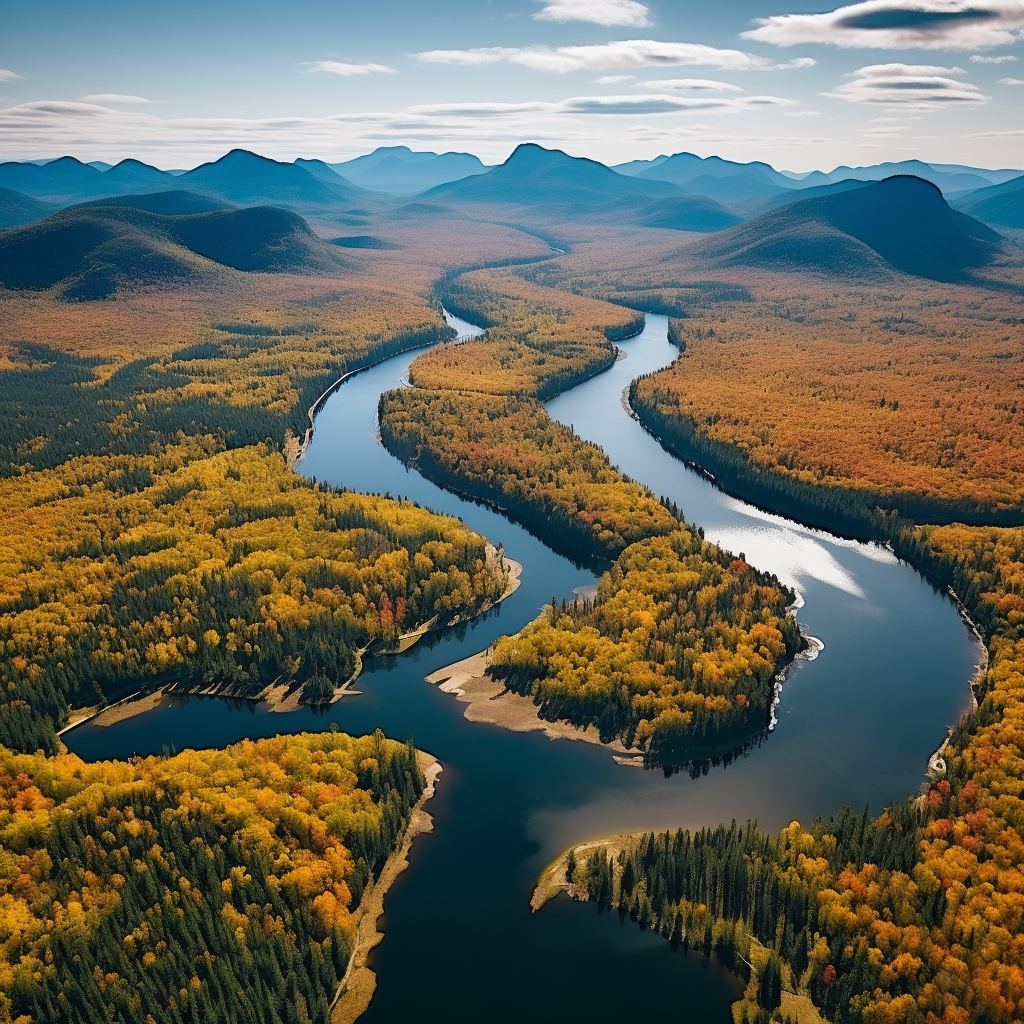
xmin=78 ymin=93 xmax=154 ymax=105
xmin=0 ymin=69 xmax=23 ymax=82
xmin=308 ymin=60 xmax=396 ymax=76
xmin=414 ymin=40 xmax=815 ymax=72
xmin=825 ymin=63 xmax=988 ymax=106
xmin=594 ymin=74 xmax=635 ymax=83
xmin=533 ymin=0 xmax=650 ymax=27
xmin=638 ymin=78 xmax=744 ymax=91
xmin=971 ymin=52 xmax=1018 ymax=61
xmin=1000 ymin=75 xmax=1024 ymax=81
xmin=967 ymin=126 xmax=1024 ymax=135
xmin=409 ymin=93 xmax=797 ymax=116
xmin=787 ymin=109 xmax=824 ymax=115
xmin=744 ymin=0 xmax=1024 ymax=51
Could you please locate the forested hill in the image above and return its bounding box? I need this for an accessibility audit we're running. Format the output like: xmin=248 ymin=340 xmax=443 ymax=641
xmin=0 ymin=201 xmax=347 ymax=299
xmin=689 ymin=175 xmax=1002 ymax=282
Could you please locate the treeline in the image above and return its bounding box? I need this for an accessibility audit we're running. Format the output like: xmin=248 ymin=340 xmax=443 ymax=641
xmin=626 ymin=274 xmax=1024 ymax=522
xmin=0 ymin=731 xmax=426 ymax=1024
xmin=631 ymin=378 xmax=1024 ymax=538
xmin=0 ymin=320 xmax=451 ymax=477
xmin=568 ymin=804 xmax=926 ymax=1024
xmin=0 ymin=443 xmax=506 ymax=754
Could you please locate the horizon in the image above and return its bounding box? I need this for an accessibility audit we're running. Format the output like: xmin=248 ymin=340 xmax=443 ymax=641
xmin=2 ymin=0 xmax=1023 ymax=171
xmin=8 ymin=142 xmax=1022 ymax=178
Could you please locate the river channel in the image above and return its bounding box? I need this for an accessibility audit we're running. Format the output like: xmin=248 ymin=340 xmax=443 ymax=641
xmin=65 ymin=312 xmax=980 ymax=1023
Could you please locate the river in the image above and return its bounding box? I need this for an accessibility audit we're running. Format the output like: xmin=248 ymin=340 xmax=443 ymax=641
xmin=65 ymin=312 xmax=979 ymax=1023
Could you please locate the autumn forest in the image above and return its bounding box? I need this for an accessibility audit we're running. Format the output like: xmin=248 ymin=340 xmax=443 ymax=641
xmin=1 ymin=140 xmax=1023 ymax=1024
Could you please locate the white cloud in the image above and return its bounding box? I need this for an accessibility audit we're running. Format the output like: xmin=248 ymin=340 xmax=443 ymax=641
xmin=533 ymin=0 xmax=650 ymax=27
xmin=787 ymin=109 xmax=824 ymax=115
xmin=1001 ymin=75 xmax=1024 ymax=81
xmin=78 ymin=93 xmax=154 ymax=105
xmin=414 ymin=40 xmax=815 ymax=73
xmin=967 ymin=127 xmax=1024 ymax=135
xmin=409 ymin=93 xmax=796 ymax=116
xmin=825 ymin=63 xmax=988 ymax=106
xmin=744 ymin=0 xmax=1024 ymax=51
xmin=0 ymin=69 xmax=23 ymax=82
xmin=638 ymin=78 xmax=744 ymax=91
xmin=308 ymin=60 xmax=396 ymax=76
xmin=971 ymin=53 xmax=1018 ymax=61
xmin=594 ymin=74 xmax=635 ymax=83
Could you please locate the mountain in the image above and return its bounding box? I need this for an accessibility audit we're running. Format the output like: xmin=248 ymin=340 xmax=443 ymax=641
xmin=424 ymin=143 xmax=682 ymax=210
xmin=615 ymin=152 xmax=802 ymax=209
xmin=0 ymin=156 xmax=108 ymax=200
xmin=0 ymin=156 xmax=175 ymax=203
xmin=689 ymin=175 xmax=1001 ymax=282
xmin=0 ymin=187 xmax=60 ymax=229
xmin=328 ymin=146 xmax=490 ymax=193
xmin=797 ymin=160 xmax=1019 ymax=195
xmin=952 ymin=176 xmax=1024 ymax=230
xmin=0 ymin=201 xmax=345 ymax=300
xmin=92 ymin=158 xmax=176 ymax=193
xmin=178 ymin=150 xmax=371 ymax=210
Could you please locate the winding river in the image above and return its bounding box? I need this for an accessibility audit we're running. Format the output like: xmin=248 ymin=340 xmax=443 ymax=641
xmin=65 ymin=313 xmax=980 ymax=1023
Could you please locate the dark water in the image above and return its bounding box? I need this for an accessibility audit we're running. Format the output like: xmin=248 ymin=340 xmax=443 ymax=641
xmin=66 ymin=312 xmax=978 ymax=1023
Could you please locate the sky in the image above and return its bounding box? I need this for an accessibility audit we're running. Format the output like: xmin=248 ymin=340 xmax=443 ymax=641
xmin=1 ymin=0 xmax=1023 ymax=171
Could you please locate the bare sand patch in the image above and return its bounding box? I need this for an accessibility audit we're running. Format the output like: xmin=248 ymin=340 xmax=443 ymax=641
xmin=425 ymin=648 xmax=641 ymax=756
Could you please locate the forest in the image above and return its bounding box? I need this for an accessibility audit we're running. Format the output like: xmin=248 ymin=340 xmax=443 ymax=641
xmin=561 ymin=511 xmax=1024 ymax=1023
xmin=490 ymin=526 xmax=800 ymax=758
xmin=0 ymin=730 xmax=427 ymax=1024
xmin=0 ymin=442 xmax=506 ymax=755
xmin=379 ymin=268 xmax=802 ymax=760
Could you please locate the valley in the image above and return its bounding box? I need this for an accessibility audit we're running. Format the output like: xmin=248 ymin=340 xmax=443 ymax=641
xmin=0 ymin=139 xmax=1022 ymax=1024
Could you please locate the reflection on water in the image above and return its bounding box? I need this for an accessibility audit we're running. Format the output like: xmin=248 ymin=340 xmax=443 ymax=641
xmin=65 ymin=311 xmax=980 ymax=1024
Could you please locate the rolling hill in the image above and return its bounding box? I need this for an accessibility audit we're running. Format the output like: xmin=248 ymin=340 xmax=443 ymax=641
xmin=0 ymin=187 xmax=59 ymax=229
xmin=0 ymin=201 xmax=346 ymax=300
xmin=77 ymin=190 xmax=233 ymax=216
xmin=688 ymin=175 xmax=1002 ymax=282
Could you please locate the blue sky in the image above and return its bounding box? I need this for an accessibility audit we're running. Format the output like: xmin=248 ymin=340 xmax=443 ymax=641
xmin=1 ymin=0 xmax=1022 ymax=170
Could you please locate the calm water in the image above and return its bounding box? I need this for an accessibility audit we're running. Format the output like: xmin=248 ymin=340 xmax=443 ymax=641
xmin=66 ymin=312 xmax=978 ymax=1023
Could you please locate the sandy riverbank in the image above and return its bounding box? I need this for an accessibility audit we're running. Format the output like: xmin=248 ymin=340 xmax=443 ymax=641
xmin=424 ymin=647 xmax=642 ymax=758
xmin=331 ymin=754 xmax=441 ymax=1024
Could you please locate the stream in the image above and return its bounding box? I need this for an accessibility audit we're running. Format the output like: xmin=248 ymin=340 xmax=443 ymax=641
xmin=65 ymin=312 xmax=979 ymax=1023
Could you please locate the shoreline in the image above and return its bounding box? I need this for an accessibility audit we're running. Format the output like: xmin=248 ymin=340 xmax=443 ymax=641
xmin=62 ymin=553 xmax=522 ymax=738
xmin=424 ymin=643 xmax=643 ymax=759
xmin=288 ymin=328 xmax=450 ymax=469
xmin=331 ymin=753 xmax=442 ymax=1024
